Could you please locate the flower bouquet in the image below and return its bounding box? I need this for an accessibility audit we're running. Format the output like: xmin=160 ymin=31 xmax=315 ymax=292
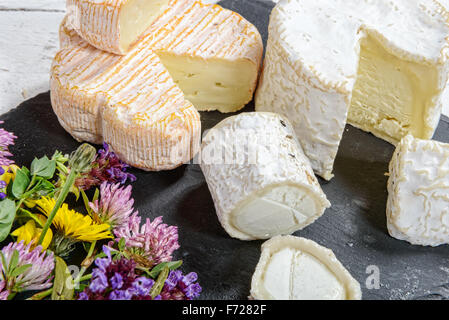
xmin=0 ymin=122 xmax=201 ymax=300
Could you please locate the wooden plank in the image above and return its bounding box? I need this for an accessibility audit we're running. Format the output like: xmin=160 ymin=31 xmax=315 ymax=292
xmin=0 ymin=0 xmax=65 ymax=11
xmin=0 ymin=11 xmax=65 ymax=115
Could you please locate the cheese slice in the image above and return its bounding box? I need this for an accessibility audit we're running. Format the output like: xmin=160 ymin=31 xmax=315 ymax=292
xmin=65 ymin=0 xmax=263 ymax=113
xmin=250 ymin=236 xmax=362 ymax=300
xmin=200 ymin=112 xmax=330 ymax=241
xmin=387 ymin=135 xmax=449 ymax=247
xmin=66 ymin=0 xmax=171 ymax=55
xmin=255 ymin=0 xmax=449 ymax=180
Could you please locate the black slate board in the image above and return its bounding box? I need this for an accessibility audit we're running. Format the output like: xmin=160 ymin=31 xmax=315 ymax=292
xmin=2 ymin=0 xmax=449 ymax=300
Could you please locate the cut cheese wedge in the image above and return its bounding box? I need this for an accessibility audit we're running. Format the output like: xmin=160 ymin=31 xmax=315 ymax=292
xmin=65 ymin=0 xmax=263 ymax=113
xmin=387 ymin=135 xmax=449 ymax=247
xmin=53 ymin=18 xmax=200 ymax=171
xmin=66 ymin=0 xmax=171 ymax=55
xmin=255 ymin=0 xmax=449 ymax=180
xmin=250 ymin=236 xmax=362 ymax=300
xmin=52 ymin=0 xmax=263 ymax=170
xmin=200 ymin=112 xmax=330 ymax=241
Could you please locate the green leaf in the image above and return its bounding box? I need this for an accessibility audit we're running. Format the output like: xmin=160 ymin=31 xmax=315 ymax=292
xmin=80 ymin=190 xmax=92 ymax=216
xmin=8 ymin=250 xmax=19 ymax=276
xmin=0 ymin=252 xmax=8 ymax=275
xmin=82 ymin=241 xmax=90 ymax=253
xmin=21 ymin=166 xmax=30 ymax=177
xmin=31 ymin=156 xmax=56 ymax=179
xmin=0 ymin=199 xmax=16 ymax=242
xmin=10 ymin=264 xmax=32 ymax=278
xmin=150 ymin=267 xmax=169 ymax=299
xmin=37 ymin=179 xmax=55 ymax=190
xmin=77 ymin=283 xmax=88 ymax=292
xmin=92 ymin=188 xmax=99 ymax=202
xmin=51 ymin=256 xmax=74 ymax=300
xmin=147 ymin=260 xmax=183 ymax=279
xmin=25 ymin=179 xmax=55 ymax=200
xmin=118 ymin=238 xmax=126 ymax=252
xmin=11 ymin=168 xmax=30 ymax=199
xmin=93 ymin=252 xmax=107 ymax=260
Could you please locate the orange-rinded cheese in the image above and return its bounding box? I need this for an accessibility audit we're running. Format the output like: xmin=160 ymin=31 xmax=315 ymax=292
xmin=52 ymin=21 xmax=200 ymax=171
xmin=66 ymin=0 xmax=171 ymax=55
xmin=65 ymin=0 xmax=263 ymax=113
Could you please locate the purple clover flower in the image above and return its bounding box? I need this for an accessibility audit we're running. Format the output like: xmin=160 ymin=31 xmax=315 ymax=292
xmin=0 ymin=279 xmax=9 ymax=300
xmin=0 ymin=241 xmax=54 ymax=299
xmin=0 ymin=122 xmax=16 ymax=167
xmin=78 ymin=246 xmax=156 ymax=300
xmin=76 ymin=143 xmax=136 ymax=191
xmin=89 ymin=182 xmax=137 ymax=229
xmin=114 ymin=214 xmax=180 ymax=267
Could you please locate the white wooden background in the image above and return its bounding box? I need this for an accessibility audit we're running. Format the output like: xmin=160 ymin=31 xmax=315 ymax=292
xmin=1 ymin=0 xmax=449 ymax=118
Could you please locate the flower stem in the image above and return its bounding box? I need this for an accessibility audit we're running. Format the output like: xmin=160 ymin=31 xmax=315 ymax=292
xmin=15 ymin=175 xmax=36 ymax=210
xmin=7 ymin=292 xmax=16 ymax=300
xmin=37 ymin=170 xmax=77 ymax=246
xmin=27 ymin=274 xmax=93 ymax=300
xmin=74 ymin=240 xmax=97 ymax=285
xmin=27 ymin=288 xmax=52 ymax=300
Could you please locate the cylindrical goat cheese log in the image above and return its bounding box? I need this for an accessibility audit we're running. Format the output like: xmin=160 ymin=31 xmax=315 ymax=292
xmin=250 ymin=236 xmax=362 ymax=300
xmin=200 ymin=112 xmax=331 ymax=241
xmin=387 ymin=135 xmax=449 ymax=247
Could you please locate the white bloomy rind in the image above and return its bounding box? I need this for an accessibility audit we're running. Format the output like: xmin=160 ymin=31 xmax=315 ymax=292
xmin=387 ymin=135 xmax=449 ymax=247
xmin=250 ymin=236 xmax=362 ymax=300
xmin=256 ymin=0 xmax=449 ymax=180
xmin=200 ymin=112 xmax=330 ymax=241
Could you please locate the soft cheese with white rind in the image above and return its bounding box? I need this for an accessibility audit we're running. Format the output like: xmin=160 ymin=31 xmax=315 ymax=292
xmin=256 ymin=0 xmax=449 ymax=180
xmin=250 ymin=236 xmax=362 ymax=300
xmin=66 ymin=0 xmax=171 ymax=55
xmin=387 ymin=135 xmax=449 ymax=247
xmin=65 ymin=0 xmax=263 ymax=113
xmin=200 ymin=112 xmax=330 ymax=241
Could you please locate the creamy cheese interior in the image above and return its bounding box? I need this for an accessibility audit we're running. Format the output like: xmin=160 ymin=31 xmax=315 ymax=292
xmin=157 ymin=53 xmax=258 ymax=113
xmin=119 ymin=0 xmax=170 ymax=53
xmin=231 ymin=185 xmax=318 ymax=239
xmin=348 ymin=34 xmax=440 ymax=144
xmin=262 ymin=248 xmax=346 ymax=300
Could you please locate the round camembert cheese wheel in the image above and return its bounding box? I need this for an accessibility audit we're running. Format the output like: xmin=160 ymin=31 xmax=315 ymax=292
xmin=250 ymin=236 xmax=362 ymax=300
xmin=200 ymin=112 xmax=330 ymax=241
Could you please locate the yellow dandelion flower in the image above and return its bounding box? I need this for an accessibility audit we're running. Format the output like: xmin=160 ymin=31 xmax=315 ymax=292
xmin=11 ymin=217 xmax=53 ymax=251
xmin=36 ymin=197 xmax=112 ymax=242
